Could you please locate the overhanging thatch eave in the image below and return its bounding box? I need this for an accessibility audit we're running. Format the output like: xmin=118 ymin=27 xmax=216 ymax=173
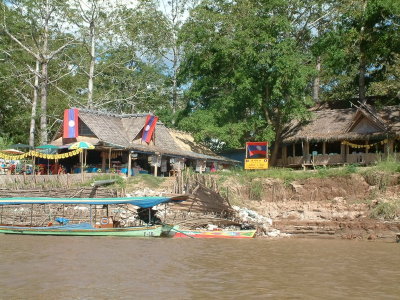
xmin=282 ymin=131 xmax=397 ymax=144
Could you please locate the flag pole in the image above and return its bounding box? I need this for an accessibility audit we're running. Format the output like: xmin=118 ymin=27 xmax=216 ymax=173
xmin=81 ymin=150 xmax=84 ymax=182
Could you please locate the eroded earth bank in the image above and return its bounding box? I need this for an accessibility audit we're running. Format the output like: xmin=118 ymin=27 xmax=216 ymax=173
xmin=217 ymin=173 xmax=400 ymax=240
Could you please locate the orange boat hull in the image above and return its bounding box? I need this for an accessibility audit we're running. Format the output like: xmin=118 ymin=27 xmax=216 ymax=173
xmin=174 ymin=229 xmax=256 ymax=239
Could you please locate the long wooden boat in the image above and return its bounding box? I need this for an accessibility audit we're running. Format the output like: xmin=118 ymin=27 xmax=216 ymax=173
xmin=173 ymin=229 xmax=257 ymax=239
xmin=0 ymin=196 xmax=185 ymax=237
xmin=0 ymin=223 xmax=164 ymax=237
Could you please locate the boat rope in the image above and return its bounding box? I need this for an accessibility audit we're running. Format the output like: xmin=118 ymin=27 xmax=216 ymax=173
xmin=162 ymin=223 xmax=195 ymax=239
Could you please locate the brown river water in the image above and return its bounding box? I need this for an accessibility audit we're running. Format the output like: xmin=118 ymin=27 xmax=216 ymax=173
xmin=0 ymin=236 xmax=399 ymax=299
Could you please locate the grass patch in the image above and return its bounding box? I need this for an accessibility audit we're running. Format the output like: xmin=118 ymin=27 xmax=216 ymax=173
xmin=344 ymin=164 xmax=358 ymax=174
xmin=126 ymin=174 xmax=165 ymax=189
xmin=358 ymin=158 xmax=400 ymax=190
xmin=370 ymin=199 xmax=400 ymax=220
xmin=232 ymin=165 xmax=358 ymax=184
xmin=81 ymin=174 xmax=126 ymax=188
xmin=249 ymin=180 xmax=263 ymax=201
xmin=369 ymin=156 xmax=400 ymax=173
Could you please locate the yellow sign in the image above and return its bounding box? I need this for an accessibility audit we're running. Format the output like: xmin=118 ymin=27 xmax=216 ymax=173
xmin=244 ymin=159 xmax=269 ymax=170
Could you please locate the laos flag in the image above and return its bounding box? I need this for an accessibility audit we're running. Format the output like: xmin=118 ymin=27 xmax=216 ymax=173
xmin=142 ymin=115 xmax=158 ymax=143
xmin=247 ymin=142 xmax=268 ymax=158
xmin=63 ymin=108 xmax=79 ymax=138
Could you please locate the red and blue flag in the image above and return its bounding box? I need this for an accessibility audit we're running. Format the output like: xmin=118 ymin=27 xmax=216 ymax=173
xmin=247 ymin=142 xmax=268 ymax=158
xmin=63 ymin=108 xmax=79 ymax=138
xmin=142 ymin=115 xmax=158 ymax=143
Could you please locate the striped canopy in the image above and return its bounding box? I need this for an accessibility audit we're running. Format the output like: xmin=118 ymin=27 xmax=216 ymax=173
xmin=68 ymin=142 xmax=95 ymax=150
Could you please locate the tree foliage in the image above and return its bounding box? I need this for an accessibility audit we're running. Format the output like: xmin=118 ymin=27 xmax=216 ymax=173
xmin=0 ymin=0 xmax=398 ymax=157
xmin=178 ymin=0 xmax=314 ymax=161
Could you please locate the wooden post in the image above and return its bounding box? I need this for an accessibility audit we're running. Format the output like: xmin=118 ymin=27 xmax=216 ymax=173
xmin=282 ymin=145 xmax=287 ymax=166
xmin=101 ymin=151 xmax=106 ymax=172
xmin=387 ymin=139 xmax=394 ymax=155
xmin=108 ymin=148 xmax=111 ymax=170
xmin=322 ymin=142 xmax=326 ymax=155
xmin=304 ymin=141 xmax=310 ymax=164
xmin=128 ymin=151 xmax=132 ymax=177
xmin=340 ymin=144 xmax=346 ymax=162
xmin=33 ymin=156 xmax=36 ymax=178
xmin=30 ymin=204 xmax=33 ymax=227
xmin=154 ymin=164 xmax=158 ymax=177
xmin=81 ymin=150 xmax=84 ymax=182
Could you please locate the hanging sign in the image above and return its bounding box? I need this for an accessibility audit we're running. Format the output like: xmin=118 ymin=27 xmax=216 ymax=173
xmin=245 ymin=158 xmax=269 ymax=170
xmin=245 ymin=142 xmax=269 ymax=170
xmin=161 ymin=159 xmax=167 ymax=173
xmin=150 ymin=155 xmax=161 ymax=167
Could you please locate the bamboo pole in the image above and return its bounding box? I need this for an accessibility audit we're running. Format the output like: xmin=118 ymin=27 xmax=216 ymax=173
xmin=81 ymin=150 xmax=84 ymax=182
xmin=128 ymin=151 xmax=132 ymax=177
xmin=108 ymin=148 xmax=111 ymax=170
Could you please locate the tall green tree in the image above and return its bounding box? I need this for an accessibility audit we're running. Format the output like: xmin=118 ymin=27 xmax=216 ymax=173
xmin=1 ymin=2 xmax=39 ymax=145
xmin=179 ymin=0 xmax=314 ymax=164
xmin=3 ymin=0 xmax=75 ymax=144
xmin=68 ymin=0 xmax=128 ymax=109
xmin=316 ymin=0 xmax=400 ymax=103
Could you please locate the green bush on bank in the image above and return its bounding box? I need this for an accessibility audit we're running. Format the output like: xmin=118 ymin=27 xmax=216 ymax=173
xmin=370 ymin=199 xmax=400 ymax=220
xmin=367 ymin=156 xmax=400 ymax=173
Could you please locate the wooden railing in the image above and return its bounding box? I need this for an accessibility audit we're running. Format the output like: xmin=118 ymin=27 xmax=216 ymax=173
xmin=279 ymin=152 xmax=399 ymax=167
xmin=0 ymin=173 xmax=99 ymax=189
xmin=312 ymin=154 xmax=343 ymax=166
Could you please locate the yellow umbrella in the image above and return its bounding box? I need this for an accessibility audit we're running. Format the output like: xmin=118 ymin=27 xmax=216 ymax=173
xmin=68 ymin=142 xmax=95 ymax=180
xmin=68 ymin=142 xmax=95 ymax=150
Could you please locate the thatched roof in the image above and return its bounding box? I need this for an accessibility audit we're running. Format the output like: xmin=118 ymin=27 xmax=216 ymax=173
xmin=283 ymin=105 xmax=400 ymax=143
xmin=52 ymin=109 xmax=238 ymax=164
xmin=169 ymin=129 xmax=216 ymax=155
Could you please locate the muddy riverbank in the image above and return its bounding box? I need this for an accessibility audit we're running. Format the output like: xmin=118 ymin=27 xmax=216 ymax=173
xmin=1 ymin=171 xmax=399 ymax=241
xmin=214 ymin=172 xmax=400 ymax=241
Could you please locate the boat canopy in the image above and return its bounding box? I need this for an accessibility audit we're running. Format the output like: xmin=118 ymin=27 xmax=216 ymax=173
xmin=0 ymin=196 xmax=186 ymax=208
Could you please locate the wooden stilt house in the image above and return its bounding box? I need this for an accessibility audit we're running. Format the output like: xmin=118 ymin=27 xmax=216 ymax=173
xmin=276 ymin=104 xmax=400 ymax=168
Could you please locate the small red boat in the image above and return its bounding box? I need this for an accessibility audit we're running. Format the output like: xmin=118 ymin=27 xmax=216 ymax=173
xmin=173 ymin=229 xmax=256 ymax=239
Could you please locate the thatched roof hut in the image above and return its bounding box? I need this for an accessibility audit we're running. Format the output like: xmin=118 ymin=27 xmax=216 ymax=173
xmin=52 ymin=109 xmax=237 ymax=165
xmin=282 ymin=105 xmax=400 ymax=143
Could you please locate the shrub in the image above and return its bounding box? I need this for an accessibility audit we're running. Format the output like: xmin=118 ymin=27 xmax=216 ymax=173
xmin=370 ymin=199 xmax=400 ymax=220
xmin=344 ymin=164 xmax=357 ymax=174
xmin=249 ymin=180 xmax=263 ymax=201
